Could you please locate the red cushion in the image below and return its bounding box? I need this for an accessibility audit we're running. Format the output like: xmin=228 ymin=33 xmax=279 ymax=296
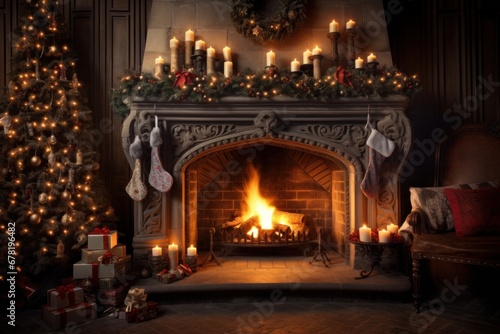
xmin=444 ymin=188 xmax=500 ymax=237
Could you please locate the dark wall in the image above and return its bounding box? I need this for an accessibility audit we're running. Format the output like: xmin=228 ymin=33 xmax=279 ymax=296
xmin=1 ymin=0 xmax=499 ymax=243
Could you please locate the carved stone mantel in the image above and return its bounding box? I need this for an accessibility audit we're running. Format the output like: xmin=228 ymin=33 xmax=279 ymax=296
xmin=121 ymin=96 xmax=411 ymax=267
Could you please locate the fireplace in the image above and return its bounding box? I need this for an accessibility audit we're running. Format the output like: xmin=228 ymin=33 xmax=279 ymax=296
xmin=121 ymin=97 xmax=411 ymax=268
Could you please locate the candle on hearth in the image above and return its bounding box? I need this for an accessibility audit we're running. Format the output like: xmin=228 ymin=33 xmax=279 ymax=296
xmin=185 ymin=29 xmax=194 ymax=66
xmin=195 ymin=39 xmax=206 ymax=51
xmin=329 ymin=20 xmax=339 ymax=33
xmin=367 ymin=53 xmax=377 ymax=62
xmin=168 ymin=243 xmax=178 ymax=269
xmin=223 ymin=46 xmax=232 ymax=61
xmin=355 ymin=57 xmax=364 ymax=69
xmin=152 ymin=245 xmax=162 ymax=256
xmin=312 ymin=46 xmax=322 ymax=55
xmin=224 ymin=61 xmax=233 ymax=78
xmin=155 ymin=56 xmax=165 ymax=64
xmin=378 ymin=229 xmax=391 ymax=243
xmin=187 ymin=245 xmax=197 ymax=256
xmin=303 ymin=49 xmax=312 ymax=64
xmin=387 ymin=223 xmax=399 ymax=234
xmin=291 ymin=59 xmax=300 ymax=72
xmin=266 ymin=50 xmax=276 ymax=66
xmin=346 ymin=19 xmax=356 ymax=29
xmin=359 ymin=225 xmax=372 ymax=242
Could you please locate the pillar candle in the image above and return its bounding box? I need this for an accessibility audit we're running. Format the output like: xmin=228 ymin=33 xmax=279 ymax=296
xmin=312 ymin=46 xmax=322 ymax=55
xmin=168 ymin=243 xmax=178 ymax=270
xmin=185 ymin=29 xmax=194 ymax=67
xmin=291 ymin=59 xmax=300 ymax=72
xmin=346 ymin=19 xmax=356 ymax=29
xmin=195 ymin=39 xmax=206 ymax=51
xmin=355 ymin=57 xmax=364 ymax=69
xmin=303 ymin=49 xmax=312 ymax=64
xmin=207 ymin=47 xmax=215 ymax=75
xmin=155 ymin=56 xmax=165 ymax=65
xmin=359 ymin=225 xmax=372 ymax=242
xmin=329 ymin=20 xmax=339 ymax=33
xmin=170 ymin=37 xmax=179 ymax=72
xmin=187 ymin=245 xmax=197 ymax=256
xmin=155 ymin=56 xmax=166 ymax=78
xmin=367 ymin=53 xmax=377 ymax=62
xmin=378 ymin=229 xmax=391 ymax=243
xmin=266 ymin=50 xmax=275 ymax=66
xmin=224 ymin=61 xmax=233 ymax=78
xmin=152 ymin=245 xmax=162 ymax=256
xmin=223 ymin=46 xmax=231 ymax=61
xmin=387 ymin=223 xmax=399 ymax=234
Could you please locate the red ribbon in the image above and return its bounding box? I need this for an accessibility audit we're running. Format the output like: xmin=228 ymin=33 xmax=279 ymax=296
xmin=89 ymin=226 xmax=110 ymax=235
xmin=173 ymin=70 xmax=195 ymax=88
xmin=100 ymin=251 xmax=114 ymax=264
xmin=334 ymin=66 xmax=354 ymax=88
xmin=54 ymin=284 xmax=75 ymax=304
xmin=91 ymin=262 xmax=99 ymax=286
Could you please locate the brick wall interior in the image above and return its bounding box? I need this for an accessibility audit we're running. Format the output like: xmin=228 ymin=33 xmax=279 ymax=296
xmin=185 ymin=145 xmax=347 ymax=255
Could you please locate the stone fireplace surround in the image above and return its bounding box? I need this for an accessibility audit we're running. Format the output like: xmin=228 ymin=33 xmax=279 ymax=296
xmin=121 ymin=96 xmax=411 ymax=269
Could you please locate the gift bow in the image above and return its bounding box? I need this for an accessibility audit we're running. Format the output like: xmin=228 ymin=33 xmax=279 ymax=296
xmin=54 ymin=284 xmax=74 ymax=299
xmin=125 ymin=288 xmax=147 ymax=312
xmin=89 ymin=226 xmax=110 ymax=235
xmin=334 ymin=66 xmax=354 ymax=88
xmin=173 ymin=70 xmax=195 ymax=88
xmin=98 ymin=251 xmax=116 ymax=264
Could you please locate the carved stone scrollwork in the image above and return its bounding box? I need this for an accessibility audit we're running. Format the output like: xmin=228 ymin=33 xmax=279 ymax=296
xmin=171 ymin=124 xmax=238 ymax=156
xmin=253 ymin=111 xmax=285 ymax=136
xmin=140 ymin=189 xmax=162 ymax=235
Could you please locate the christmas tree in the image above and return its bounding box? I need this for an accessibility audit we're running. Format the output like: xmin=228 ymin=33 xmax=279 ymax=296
xmin=0 ymin=0 xmax=116 ymax=280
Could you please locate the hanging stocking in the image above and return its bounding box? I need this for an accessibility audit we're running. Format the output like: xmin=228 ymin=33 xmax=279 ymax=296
xmin=149 ymin=126 xmax=173 ymax=192
xmin=126 ymin=136 xmax=147 ymax=201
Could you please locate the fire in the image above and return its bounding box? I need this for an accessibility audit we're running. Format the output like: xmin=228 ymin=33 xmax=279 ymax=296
xmin=241 ymin=165 xmax=275 ymax=230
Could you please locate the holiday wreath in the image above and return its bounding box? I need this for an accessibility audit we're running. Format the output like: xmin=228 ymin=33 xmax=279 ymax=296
xmin=231 ymin=0 xmax=308 ymax=44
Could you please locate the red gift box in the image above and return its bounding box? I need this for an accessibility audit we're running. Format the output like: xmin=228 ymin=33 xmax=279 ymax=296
xmin=47 ymin=284 xmax=84 ymax=309
xmin=41 ymin=302 xmax=96 ymax=330
xmin=87 ymin=227 xmax=117 ymax=250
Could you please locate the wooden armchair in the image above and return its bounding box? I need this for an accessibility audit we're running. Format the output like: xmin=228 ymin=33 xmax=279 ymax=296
xmin=406 ymin=123 xmax=500 ymax=311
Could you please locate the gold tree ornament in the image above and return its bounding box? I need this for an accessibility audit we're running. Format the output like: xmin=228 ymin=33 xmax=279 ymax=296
xmin=29 ymin=213 xmax=41 ymax=224
xmin=61 ymin=189 xmax=71 ymax=201
xmin=30 ymin=155 xmax=41 ymax=166
xmin=231 ymin=0 xmax=308 ymax=44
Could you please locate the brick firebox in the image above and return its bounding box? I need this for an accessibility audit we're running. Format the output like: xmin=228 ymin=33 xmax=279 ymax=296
xmin=121 ymin=97 xmax=411 ymax=269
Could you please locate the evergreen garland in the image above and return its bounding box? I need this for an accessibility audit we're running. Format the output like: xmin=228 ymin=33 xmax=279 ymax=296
xmin=231 ymin=0 xmax=308 ymax=44
xmin=112 ymin=67 xmax=421 ymax=120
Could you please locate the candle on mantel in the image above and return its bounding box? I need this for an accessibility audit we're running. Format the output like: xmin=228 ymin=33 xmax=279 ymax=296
xmin=185 ymin=29 xmax=195 ymax=42
xmin=355 ymin=57 xmax=364 ymax=69
xmin=378 ymin=229 xmax=391 ymax=243
xmin=387 ymin=223 xmax=399 ymax=234
xmin=359 ymin=225 xmax=372 ymax=242
xmin=312 ymin=46 xmax=322 ymax=56
xmin=168 ymin=243 xmax=178 ymax=269
xmin=185 ymin=29 xmax=194 ymax=66
xmin=224 ymin=61 xmax=233 ymax=78
xmin=223 ymin=46 xmax=232 ymax=61
xmin=207 ymin=46 xmax=216 ymax=74
xmin=346 ymin=19 xmax=356 ymax=29
xmin=303 ymin=49 xmax=312 ymax=64
xmin=187 ymin=245 xmax=197 ymax=256
xmin=170 ymin=37 xmax=179 ymax=72
xmin=291 ymin=59 xmax=300 ymax=72
xmin=195 ymin=39 xmax=206 ymax=51
xmin=152 ymin=245 xmax=162 ymax=256
xmin=266 ymin=50 xmax=276 ymax=66
xmin=155 ymin=56 xmax=165 ymax=64
xmin=207 ymin=46 xmax=215 ymax=58
xmin=329 ymin=19 xmax=339 ymax=33
xmin=367 ymin=53 xmax=377 ymax=63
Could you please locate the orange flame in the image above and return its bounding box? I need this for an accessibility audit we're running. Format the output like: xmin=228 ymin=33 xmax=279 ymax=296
xmin=241 ymin=165 xmax=275 ymax=231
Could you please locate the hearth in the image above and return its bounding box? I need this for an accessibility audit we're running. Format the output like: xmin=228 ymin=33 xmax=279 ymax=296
xmin=121 ymin=97 xmax=411 ymax=268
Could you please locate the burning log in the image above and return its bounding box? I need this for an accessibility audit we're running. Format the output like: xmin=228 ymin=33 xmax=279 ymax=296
xmin=222 ymin=210 xmax=310 ymax=234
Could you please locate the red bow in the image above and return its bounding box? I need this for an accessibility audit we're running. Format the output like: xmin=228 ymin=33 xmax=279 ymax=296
xmin=335 ymin=66 xmax=354 ymax=88
xmin=90 ymin=226 xmax=110 ymax=235
xmin=99 ymin=251 xmax=115 ymax=264
xmin=173 ymin=70 xmax=195 ymax=88
xmin=55 ymin=284 xmax=74 ymax=299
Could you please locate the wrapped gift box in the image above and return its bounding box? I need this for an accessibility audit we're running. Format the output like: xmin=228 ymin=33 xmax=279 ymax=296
xmin=73 ymin=255 xmax=131 ymax=282
xmin=87 ymin=228 xmax=117 ymax=250
xmin=81 ymin=244 xmax=126 ymax=264
xmin=97 ymin=283 xmax=128 ymax=306
xmin=73 ymin=261 xmax=99 ymax=284
xmin=47 ymin=285 xmax=84 ymax=309
xmin=98 ymin=277 xmax=117 ymax=290
xmin=125 ymin=302 xmax=158 ymax=323
xmin=41 ymin=302 xmax=96 ymax=330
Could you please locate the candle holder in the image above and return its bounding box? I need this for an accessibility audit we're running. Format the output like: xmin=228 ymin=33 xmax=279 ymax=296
xmin=299 ymin=64 xmax=313 ymax=77
xmin=346 ymin=28 xmax=357 ymax=69
xmin=206 ymin=57 xmax=218 ymax=76
xmin=191 ymin=49 xmax=207 ymax=76
xmin=308 ymin=55 xmax=324 ymax=80
xmin=327 ymin=32 xmax=341 ymax=68
xmin=185 ymin=255 xmax=198 ymax=273
xmin=154 ymin=63 xmax=168 ymax=80
xmin=290 ymin=71 xmax=303 ymax=79
xmin=310 ymin=226 xmax=331 ymax=267
xmin=149 ymin=254 xmax=168 ymax=275
xmin=366 ymin=61 xmax=379 ymax=73
xmin=200 ymin=227 xmax=221 ymax=267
